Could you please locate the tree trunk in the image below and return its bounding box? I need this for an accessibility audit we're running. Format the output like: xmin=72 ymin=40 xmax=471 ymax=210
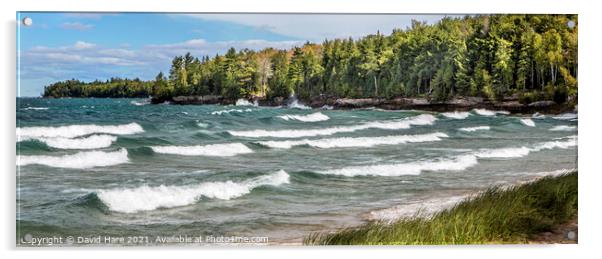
xmin=373 ymin=75 xmax=378 ymax=97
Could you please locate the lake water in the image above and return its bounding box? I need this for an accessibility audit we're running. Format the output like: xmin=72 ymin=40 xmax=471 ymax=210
xmin=16 ymin=98 xmax=577 ymax=245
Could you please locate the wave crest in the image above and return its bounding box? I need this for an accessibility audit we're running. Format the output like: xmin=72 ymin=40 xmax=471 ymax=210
xmin=473 ymin=109 xmax=510 ymax=116
xmin=520 ymin=118 xmax=536 ymax=127
xmin=229 ymin=114 xmax=437 ymax=138
xmin=95 ymin=170 xmax=289 ymax=213
xmin=17 ymin=149 xmax=129 ymax=169
xmin=256 ymin=132 xmax=448 ymax=149
xmin=459 ymin=126 xmax=490 ymax=132
xmin=441 ymin=111 xmax=471 ymax=119
xmin=35 ymin=134 xmax=117 ymax=149
xmin=17 ymin=122 xmax=143 ymax=139
xmin=550 ymin=125 xmax=576 ymax=131
xmin=151 ymin=143 xmax=253 ymax=157
xmin=277 ymin=112 xmax=330 ymax=122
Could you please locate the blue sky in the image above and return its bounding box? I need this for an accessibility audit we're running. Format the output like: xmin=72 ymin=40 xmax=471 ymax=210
xmin=17 ymin=12 xmax=452 ymax=96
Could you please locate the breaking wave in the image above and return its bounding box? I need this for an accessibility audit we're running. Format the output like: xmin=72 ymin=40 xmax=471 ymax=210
xmin=277 ymin=112 xmax=330 ymax=122
xmin=23 ymin=107 xmax=49 ymax=110
xmin=256 ymin=132 xmax=448 ymax=149
xmin=441 ymin=111 xmax=471 ymax=120
xmin=520 ymin=118 xmax=536 ymax=127
xmin=34 ymin=134 xmax=117 ymax=149
xmin=317 ymin=155 xmax=478 ymax=177
xmin=550 ymin=125 xmax=577 ymax=131
xmin=95 ymin=170 xmax=290 ymax=213
xmin=473 ymin=109 xmax=510 ymax=116
xmin=235 ymin=99 xmax=258 ymax=106
xmin=17 ymin=122 xmax=144 ymax=139
xmin=288 ymin=99 xmax=311 ymax=109
xmin=17 ymin=149 xmax=129 ymax=169
xmin=151 ymin=143 xmax=253 ymax=157
xmin=210 ymin=108 xmax=252 ymax=115
xmin=553 ymin=113 xmax=577 ymax=120
xmin=459 ymin=126 xmax=490 ymax=132
xmin=229 ymin=114 xmax=437 ymax=138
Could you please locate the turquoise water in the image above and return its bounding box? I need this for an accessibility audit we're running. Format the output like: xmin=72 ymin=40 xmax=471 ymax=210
xmin=16 ymin=98 xmax=577 ymax=245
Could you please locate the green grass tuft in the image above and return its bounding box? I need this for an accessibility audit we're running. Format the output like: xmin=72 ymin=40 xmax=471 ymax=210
xmin=304 ymin=171 xmax=578 ymax=245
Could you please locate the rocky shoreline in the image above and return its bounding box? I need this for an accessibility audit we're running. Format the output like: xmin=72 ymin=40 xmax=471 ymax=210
xmin=157 ymin=95 xmax=577 ymax=115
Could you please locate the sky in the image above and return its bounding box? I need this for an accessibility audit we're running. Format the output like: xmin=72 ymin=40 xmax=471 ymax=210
xmin=17 ymin=12 xmax=454 ymax=97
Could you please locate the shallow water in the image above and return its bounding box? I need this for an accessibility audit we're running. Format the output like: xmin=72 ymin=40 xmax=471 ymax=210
xmin=16 ymin=98 xmax=577 ymax=244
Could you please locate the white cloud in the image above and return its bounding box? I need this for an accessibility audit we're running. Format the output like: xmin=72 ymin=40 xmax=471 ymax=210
xmin=183 ymin=14 xmax=454 ymax=41
xmin=60 ymin=22 xmax=94 ymax=31
xmin=74 ymin=41 xmax=96 ymax=50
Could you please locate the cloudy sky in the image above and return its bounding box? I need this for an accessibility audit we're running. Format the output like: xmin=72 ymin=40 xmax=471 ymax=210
xmin=17 ymin=12 xmax=453 ymax=97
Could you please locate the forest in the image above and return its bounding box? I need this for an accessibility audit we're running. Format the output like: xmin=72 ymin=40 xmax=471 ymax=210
xmin=43 ymin=14 xmax=578 ymax=105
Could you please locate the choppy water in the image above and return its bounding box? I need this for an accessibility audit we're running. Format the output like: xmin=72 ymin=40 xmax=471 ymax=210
xmin=16 ymin=98 xmax=577 ymax=244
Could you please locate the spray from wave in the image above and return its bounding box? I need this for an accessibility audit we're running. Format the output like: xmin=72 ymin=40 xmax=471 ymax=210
xmin=229 ymin=114 xmax=437 ymax=138
xmin=277 ymin=112 xmax=330 ymax=122
xmin=17 ymin=148 xmax=129 ymax=169
xmin=95 ymin=170 xmax=290 ymax=213
xmin=288 ymin=99 xmax=311 ymax=110
xmin=151 ymin=143 xmax=253 ymax=157
xmin=256 ymin=132 xmax=448 ymax=149
xmin=235 ymin=99 xmax=258 ymax=106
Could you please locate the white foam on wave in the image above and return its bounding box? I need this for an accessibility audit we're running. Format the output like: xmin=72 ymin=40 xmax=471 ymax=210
xmin=459 ymin=126 xmax=490 ymax=132
xmin=235 ymin=99 xmax=258 ymax=106
xmin=17 ymin=148 xmax=129 ymax=169
xmin=550 ymin=125 xmax=577 ymax=131
xmin=441 ymin=111 xmax=471 ymax=120
xmin=473 ymin=109 xmax=510 ymax=116
xmin=474 ymin=147 xmax=532 ymax=158
xmin=35 ymin=134 xmax=117 ymax=149
xmin=318 ymin=136 xmax=577 ymax=177
xmin=317 ymin=155 xmax=478 ymax=177
xmin=288 ymin=99 xmax=311 ymax=110
xmin=257 ymin=132 xmax=448 ymax=149
xmin=131 ymin=100 xmax=150 ymax=106
xmin=553 ymin=113 xmax=578 ymax=120
xmin=520 ymin=118 xmax=536 ymax=127
xmin=17 ymin=122 xmax=144 ymax=139
xmin=229 ymin=114 xmax=437 ymax=138
xmin=23 ymin=107 xmax=49 ymax=110
xmin=210 ymin=108 xmax=252 ymax=115
xmin=151 ymin=143 xmax=253 ymax=157
xmin=277 ymin=112 xmax=330 ymax=122
xmin=96 ymin=170 xmax=290 ymax=213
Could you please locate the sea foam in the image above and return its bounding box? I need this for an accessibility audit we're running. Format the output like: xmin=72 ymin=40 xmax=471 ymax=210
xmin=256 ymin=132 xmax=448 ymax=149
xmin=520 ymin=118 xmax=536 ymax=127
xmin=210 ymin=108 xmax=252 ymax=115
xmin=229 ymin=114 xmax=437 ymax=138
xmin=473 ymin=109 xmax=510 ymax=116
xmin=317 ymin=155 xmax=478 ymax=177
xmin=459 ymin=126 xmax=490 ymax=132
xmin=17 ymin=148 xmax=129 ymax=169
xmin=151 ymin=143 xmax=253 ymax=157
xmin=549 ymin=125 xmax=577 ymax=131
xmin=441 ymin=111 xmax=471 ymax=120
xmin=36 ymin=134 xmax=117 ymax=149
xmin=96 ymin=170 xmax=290 ymax=213
xmin=277 ymin=112 xmax=330 ymax=122
xmin=17 ymin=122 xmax=143 ymax=139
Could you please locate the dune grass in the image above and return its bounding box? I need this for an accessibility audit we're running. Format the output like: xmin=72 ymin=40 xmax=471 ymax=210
xmin=304 ymin=171 xmax=578 ymax=245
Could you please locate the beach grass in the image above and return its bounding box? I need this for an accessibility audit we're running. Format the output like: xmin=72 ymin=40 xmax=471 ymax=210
xmin=304 ymin=171 xmax=578 ymax=245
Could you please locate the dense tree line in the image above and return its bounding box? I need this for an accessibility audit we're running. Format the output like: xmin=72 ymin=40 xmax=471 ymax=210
xmin=43 ymin=14 xmax=578 ymax=104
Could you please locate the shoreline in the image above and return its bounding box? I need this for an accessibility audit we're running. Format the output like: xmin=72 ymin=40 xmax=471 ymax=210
xmin=34 ymin=96 xmax=577 ymax=115
xmin=303 ymin=170 xmax=578 ymax=245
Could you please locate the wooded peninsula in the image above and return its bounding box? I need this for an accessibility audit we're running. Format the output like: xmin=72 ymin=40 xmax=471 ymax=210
xmin=42 ymin=14 xmax=578 ymax=112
